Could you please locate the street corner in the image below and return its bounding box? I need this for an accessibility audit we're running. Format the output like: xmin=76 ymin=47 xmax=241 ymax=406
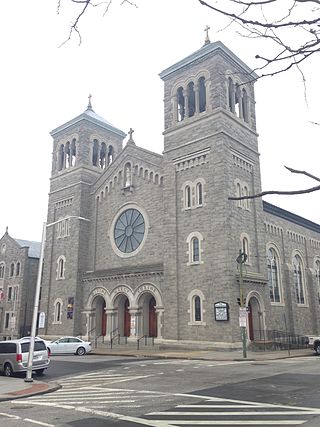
xmin=0 ymin=380 xmax=61 ymax=402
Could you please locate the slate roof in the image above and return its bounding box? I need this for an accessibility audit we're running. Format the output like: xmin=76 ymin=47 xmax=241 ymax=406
xmin=15 ymin=239 xmax=41 ymax=259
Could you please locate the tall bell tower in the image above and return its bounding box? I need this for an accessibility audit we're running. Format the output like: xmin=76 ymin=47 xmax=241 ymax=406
xmin=160 ymin=33 xmax=267 ymax=345
xmin=40 ymin=98 xmax=126 ymax=336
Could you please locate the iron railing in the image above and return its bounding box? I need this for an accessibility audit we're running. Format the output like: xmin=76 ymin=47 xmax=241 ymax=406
xmin=251 ymin=329 xmax=309 ymax=352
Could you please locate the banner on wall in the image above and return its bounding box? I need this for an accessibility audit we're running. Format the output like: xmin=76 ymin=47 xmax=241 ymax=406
xmin=67 ymin=297 xmax=74 ymax=319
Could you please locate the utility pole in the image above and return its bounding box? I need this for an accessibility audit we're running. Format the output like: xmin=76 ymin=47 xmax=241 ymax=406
xmin=236 ymin=250 xmax=247 ymax=359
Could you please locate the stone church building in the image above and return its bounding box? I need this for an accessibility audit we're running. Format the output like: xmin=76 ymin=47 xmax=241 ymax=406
xmin=38 ymin=39 xmax=320 ymax=349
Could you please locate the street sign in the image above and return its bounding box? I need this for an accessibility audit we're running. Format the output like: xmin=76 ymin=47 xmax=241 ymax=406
xmin=38 ymin=312 xmax=45 ymax=328
xmin=239 ymin=307 xmax=247 ymax=327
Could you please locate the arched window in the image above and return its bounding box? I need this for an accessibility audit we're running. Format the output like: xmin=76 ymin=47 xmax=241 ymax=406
xmin=58 ymin=144 xmax=65 ymax=171
xmin=194 ymin=295 xmax=201 ymax=321
xmin=242 ymin=236 xmax=249 ymax=263
xmin=192 ymin=237 xmax=199 ymax=263
xmin=198 ymin=77 xmax=206 ymax=113
xmin=236 ymin=182 xmax=242 ymax=208
xmin=56 ymin=256 xmax=66 ymax=280
xmin=293 ymin=254 xmax=305 ymax=304
xmin=100 ymin=142 xmax=107 ymax=169
xmin=185 ymin=185 xmax=191 ymax=208
xmin=188 ymin=289 xmax=206 ymax=325
xmin=107 ymin=146 xmax=114 ymax=165
xmin=53 ymin=299 xmax=63 ymax=323
xmin=315 ymin=260 xmax=320 ymax=304
xmin=267 ymin=248 xmax=281 ymax=303
xmin=196 ymin=182 xmax=203 ymax=206
xmin=16 ymin=262 xmax=20 ymax=277
xmin=0 ymin=263 xmax=5 ymax=279
xmin=177 ymin=87 xmax=185 ymax=122
xmin=70 ymin=139 xmax=76 ymax=166
xmin=242 ymin=186 xmax=249 ymax=210
xmin=92 ymin=139 xmax=99 ymax=166
xmin=242 ymin=89 xmax=249 ymax=122
xmin=187 ymin=232 xmax=203 ymax=265
xmin=10 ymin=263 xmax=14 ymax=277
xmin=228 ymin=77 xmax=235 ymax=112
xmin=187 ymin=81 xmax=195 ymax=117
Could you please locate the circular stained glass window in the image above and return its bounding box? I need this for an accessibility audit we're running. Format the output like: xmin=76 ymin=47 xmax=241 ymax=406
xmin=114 ymin=208 xmax=145 ymax=253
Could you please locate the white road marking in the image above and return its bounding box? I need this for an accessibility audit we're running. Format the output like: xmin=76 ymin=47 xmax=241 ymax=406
xmin=147 ymin=410 xmax=319 ymax=416
xmin=23 ymin=419 xmax=54 ymax=426
xmin=150 ymin=421 xmax=306 ymax=425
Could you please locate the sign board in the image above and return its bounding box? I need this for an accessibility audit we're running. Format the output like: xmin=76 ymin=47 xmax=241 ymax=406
xmin=38 ymin=312 xmax=46 ymax=328
xmin=239 ymin=307 xmax=247 ymax=327
xmin=214 ymin=301 xmax=229 ymax=321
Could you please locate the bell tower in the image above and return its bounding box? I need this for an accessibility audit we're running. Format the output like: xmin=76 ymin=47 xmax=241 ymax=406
xmin=160 ymin=34 xmax=266 ymax=344
xmin=41 ymin=99 xmax=126 ymax=337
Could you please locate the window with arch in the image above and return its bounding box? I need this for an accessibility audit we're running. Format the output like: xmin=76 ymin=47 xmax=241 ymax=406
xmin=236 ymin=182 xmax=242 ymax=208
xmin=57 ymin=218 xmax=70 ymax=239
xmin=92 ymin=139 xmax=99 ymax=166
xmin=185 ymin=185 xmax=191 ymax=208
xmin=241 ymin=236 xmax=250 ymax=263
xmin=196 ymin=182 xmax=203 ymax=206
xmin=175 ymin=76 xmax=207 ymax=122
xmin=187 ymin=82 xmax=195 ymax=117
xmin=58 ymin=144 xmax=65 ymax=171
xmin=188 ymin=289 xmax=206 ymax=325
xmin=0 ymin=263 xmax=5 ymax=279
xmin=10 ymin=263 xmax=14 ymax=277
xmin=227 ymin=76 xmax=249 ymax=123
xmin=177 ymin=86 xmax=185 ymax=122
xmin=107 ymin=146 xmax=114 ymax=165
xmin=187 ymin=232 xmax=204 ymax=265
xmin=315 ymin=259 xmax=320 ymax=304
xmin=267 ymin=247 xmax=281 ymax=303
xmin=242 ymin=186 xmax=249 ymax=210
xmin=198 ymin=76 xmax=206 ymax=113
xmin=53 ymin=299 xmax=63 ymax=323
xmin=293 ymin=254 xmax=306 ymax=304
xmin=100 ymin=142 xmax=107 ymax=169
xmin=16 ymin=262 xmax=20 ymax=276
xmin=56 ymin=256 xmax=66 ymax=280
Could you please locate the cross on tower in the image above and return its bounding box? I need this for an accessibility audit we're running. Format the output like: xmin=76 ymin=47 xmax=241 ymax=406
xmin=204 ymin=25 xmax=211 ymax=45
xmin=87 ymin=94 xmax=92 ymax=109
xmin=128 ymin=127 xmax=134 ymax=141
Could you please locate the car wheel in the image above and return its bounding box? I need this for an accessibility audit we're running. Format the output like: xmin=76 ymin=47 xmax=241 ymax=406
xmin=315 ymin=343 xmax=320 ymax=355
xmin=4 ymin=363 xmax=13 ymax=377
xmin=76 ymin=346 xmax=86 ymax=356
xmin=36 ymin=369 xmax=45 ymax=375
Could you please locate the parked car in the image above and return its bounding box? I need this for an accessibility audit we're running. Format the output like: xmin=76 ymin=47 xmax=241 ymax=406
xmin=46 ymin=337 xmax=91 ymax=356
xmin=0 ymin=338 xmax=50 ymax=377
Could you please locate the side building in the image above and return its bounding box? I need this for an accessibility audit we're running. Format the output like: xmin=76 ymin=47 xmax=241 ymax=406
xmin=0 ymin=229 xmax=40 ymax=340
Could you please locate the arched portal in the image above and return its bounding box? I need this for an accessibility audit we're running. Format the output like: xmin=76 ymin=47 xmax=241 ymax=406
xmin=92 ymin=296 xmax=106 ymax=337
xmin=138 ymin=292 xmax=158 ymax=337
xmin=114 ymin=294 xmax=131 ymax=337
xmin=247 ymin=296 xmax=263 ymax=341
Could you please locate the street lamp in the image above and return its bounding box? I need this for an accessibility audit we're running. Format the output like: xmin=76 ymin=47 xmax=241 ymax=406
xmin=24 ymin=215 xmax=91 ymax=383
xmin=236 ymin=250 xmax=248 ymax=359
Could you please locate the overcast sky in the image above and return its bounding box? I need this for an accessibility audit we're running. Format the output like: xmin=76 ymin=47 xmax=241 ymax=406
xmin=0 ymin=0 xmax=319 ymax=242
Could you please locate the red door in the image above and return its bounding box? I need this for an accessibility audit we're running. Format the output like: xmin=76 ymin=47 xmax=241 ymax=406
xmin=149 ymin=297 xmax=157 ymax=337
xmin=101 ymin=301 xmax=106 ymax=336
xmin=124 ymin=299 xmax=130 ymax=337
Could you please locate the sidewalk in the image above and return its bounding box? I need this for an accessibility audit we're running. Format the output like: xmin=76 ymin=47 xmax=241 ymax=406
xmin=0 ymin=347 xmax=314 ymax=402
xmin=91 ymin=345 xmax=314 ymax=362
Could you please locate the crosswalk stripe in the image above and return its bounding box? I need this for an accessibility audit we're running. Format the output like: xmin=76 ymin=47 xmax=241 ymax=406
xmin=147 ymin=410 xmax=316 ymax=415
xmin=147 ymin=421 xmax=306 ymax=425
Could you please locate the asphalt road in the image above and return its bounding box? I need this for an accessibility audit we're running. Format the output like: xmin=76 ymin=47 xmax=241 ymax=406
xmin=1 ymin=354 xmax=320 ymax=426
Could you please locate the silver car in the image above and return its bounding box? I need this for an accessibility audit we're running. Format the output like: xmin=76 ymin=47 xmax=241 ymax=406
xmin=46 ymin=336 xmax=91 ymax=356
xmin=0 ymin=339 xmax=50 ymax=377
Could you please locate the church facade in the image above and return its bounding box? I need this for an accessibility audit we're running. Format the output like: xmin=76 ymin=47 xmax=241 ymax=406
xmin=39 ymin=40 xmax=320 ymax=349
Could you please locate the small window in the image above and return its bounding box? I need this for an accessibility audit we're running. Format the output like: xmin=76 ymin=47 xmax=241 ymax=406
xmin=185 ymin=185 xmax=191 ymax=208
xmin=198 ymin=77 xmax=206 ymax=113
xmin=54 ymin=299 xmax=62 ymax=323
xmin=192 ymin=237 xmax=199 ymax=263
xmin=188 ymin=289 xmax=206 ymax=325
xmin=187 ymin=232 xmax=203 ymax=265
xmin=196 ymin=182 xmax=203 ymax=206
xmin=177 ymin=87 xmax=185 ymax=122
xmin=0 ymin=263 xmax=5 ymax=279
xmin=10 ymin=263 xmax=14 ymax=277
xmin=56 ymin=256 xmax=66 ymax=280
xmin=194 ymin=296 xmax=201 ymax=322
xmin=16 ymin=262 xmax=21 ymax=276
xmin=293 ymin=254 xmax=306 ymax=304
xmin=242 ymin=237 xmax=249 ymax=264
xmin=267 ymin=248 xmax=281 ymax=303
xmin=187 ymin=81 xmax=195 ymax=117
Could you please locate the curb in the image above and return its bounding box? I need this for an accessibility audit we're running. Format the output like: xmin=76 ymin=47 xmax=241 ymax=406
xmin=0 ymin=381 xmax=61 ymax=402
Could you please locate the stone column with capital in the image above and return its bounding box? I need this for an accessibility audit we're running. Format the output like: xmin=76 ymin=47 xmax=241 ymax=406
xmin=128 ymin=308 xmax=139 ymax=339
xmin=155 ymin=307 xmax=164 ymax=340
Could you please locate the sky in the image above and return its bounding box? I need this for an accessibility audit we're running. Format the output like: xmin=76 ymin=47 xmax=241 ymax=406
xmin=0 ymin=0 xmax=319 ymax=242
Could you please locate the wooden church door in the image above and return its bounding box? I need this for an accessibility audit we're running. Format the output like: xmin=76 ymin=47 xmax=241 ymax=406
xmin=124 ymin=298 xmax=130 ymax=337
xmin=149 ymin=297 xmax=157 ymax=337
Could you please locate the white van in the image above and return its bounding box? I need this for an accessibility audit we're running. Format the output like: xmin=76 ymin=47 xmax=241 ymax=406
xmin=0 ymin=339 xmax=50 ymax=377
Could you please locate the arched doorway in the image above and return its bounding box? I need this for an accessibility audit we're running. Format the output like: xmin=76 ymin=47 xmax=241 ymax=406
xmin=138 ymin=292 xmax=157 ymax=338
xmin=247 ymin=296 xmax=263 ymax=342
xmin=114 ymin=294 xmax=131 ymax=337
xmin=92 ymin=296 xmax=106 ymax=337
xmin=149 ymin=296 xmax=157 ymax=338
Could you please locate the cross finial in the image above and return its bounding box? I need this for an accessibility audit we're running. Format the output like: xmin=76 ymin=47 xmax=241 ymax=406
xmin=128 ymin=128 xmax=134 ymax=140
xmin=87 ymin=94 xmax=92 ymax=110
xmin=204 ymin=25 xmax=211 ymax=45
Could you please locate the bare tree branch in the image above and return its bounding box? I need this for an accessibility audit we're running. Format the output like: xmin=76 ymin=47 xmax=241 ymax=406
xmin=229 ymin=166 xmax=320 ymax=200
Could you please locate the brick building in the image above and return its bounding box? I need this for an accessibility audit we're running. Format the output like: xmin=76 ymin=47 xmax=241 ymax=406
xmin=39 ymin=39 xmax=320 ymax=349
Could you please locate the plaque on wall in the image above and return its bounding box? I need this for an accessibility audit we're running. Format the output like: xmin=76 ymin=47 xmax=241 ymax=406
xmin=214 ymin=301 xmax=229 ymax=321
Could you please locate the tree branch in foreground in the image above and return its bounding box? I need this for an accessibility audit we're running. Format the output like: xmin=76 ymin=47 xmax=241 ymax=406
xmin=228 ymin=166 xmax=320 ymax=200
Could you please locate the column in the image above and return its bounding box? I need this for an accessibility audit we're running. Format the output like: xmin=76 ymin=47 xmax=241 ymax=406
xmin=155 ymin=307 xmax=164 ymax=339
xmin=128 ymin=308 xmax=139 ymax=338
xmin=195 ymin=83 xmax=199 ymax=114
xmin=105 ymin=308 xmax=116 ymax=336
